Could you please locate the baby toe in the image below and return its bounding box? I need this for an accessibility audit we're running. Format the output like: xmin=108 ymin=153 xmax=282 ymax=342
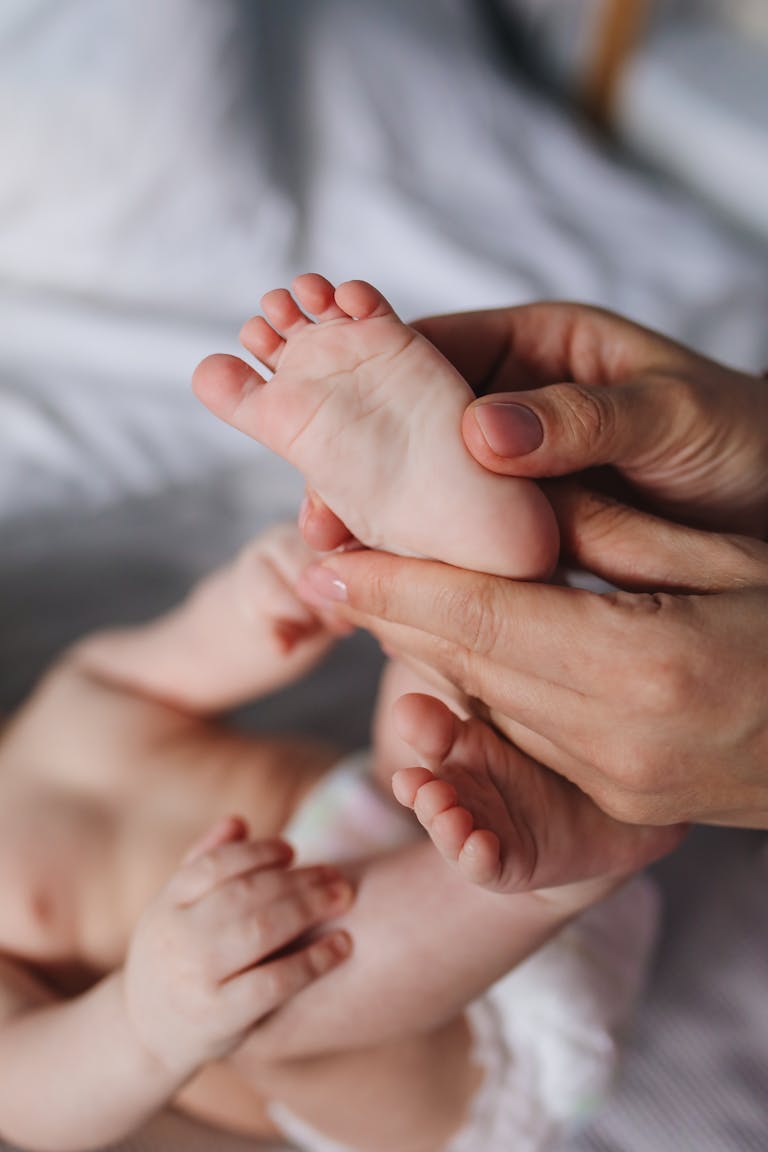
xmin=292 ymin=273 xmax=346 ymax=321
xmin=430 ymin=805 xmax=475 ymax=862
xmin=394 ymin=694 xmax=458 ymax=767
xmin=240 ymin=315 xmax=285 ymax=371
xmin=334 ymin=279 xmax=395 ymax=320
xmin=192 ymin=354 xmax=265 ymax=420
xmin=458 ymin=829 xmax=503 ymax=888
xmin=261 ymin=288 xmax=311 ymax=335
xmin=413 ymin=778 xmax=459 ymax=827
xmin=392 ymin=766 xmax=434 ymax=808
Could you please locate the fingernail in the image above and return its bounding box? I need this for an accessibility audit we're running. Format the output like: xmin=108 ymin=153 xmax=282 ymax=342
xmin=302 ymin=563 xmax=348 ymax=602
xmin=326 ymin=880 xmax=354 ymax=907
xmin=298 ymin=493 xmax=311 ymax=530
xmin=326 ymin=931 xmax=352 ymax=960
xmin=474 ymin=402 xmax=543 ymax=457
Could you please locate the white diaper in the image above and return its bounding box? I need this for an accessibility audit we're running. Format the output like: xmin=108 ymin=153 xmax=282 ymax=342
xmin=448 ymin=873 xmax=660 ymax=1151
xmin=281 ymin=749 xmax=422 ymax=865
xmin=272 ymin=751 xmax=661 ymax=1152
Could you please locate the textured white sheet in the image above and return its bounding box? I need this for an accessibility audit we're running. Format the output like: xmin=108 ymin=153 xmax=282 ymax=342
xmin=1 ymin=2 xmax=767 ymax=1149
xmin=2 ymin=0 xmax=768 ymax=523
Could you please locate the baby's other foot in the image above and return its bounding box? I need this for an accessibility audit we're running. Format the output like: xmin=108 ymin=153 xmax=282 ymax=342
xmin=193 ymin=275 xmax=558 ymax=579
xmin=392 ymin=693 xmax=685 ymax=894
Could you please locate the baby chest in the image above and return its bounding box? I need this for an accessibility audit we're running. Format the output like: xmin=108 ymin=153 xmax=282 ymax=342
xmin=0 ymin=784 xmax=114 ymax=965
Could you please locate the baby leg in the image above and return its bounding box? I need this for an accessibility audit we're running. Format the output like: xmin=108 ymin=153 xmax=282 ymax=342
xmin=251 ymin=1017 xmax=480 ymax=1152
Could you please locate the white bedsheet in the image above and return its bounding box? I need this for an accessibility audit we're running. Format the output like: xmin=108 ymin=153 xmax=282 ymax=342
xmin=2 ymin=0 xmax=767 ymax=524
xmin=1 ymin=2 xmax=767 ymax=1149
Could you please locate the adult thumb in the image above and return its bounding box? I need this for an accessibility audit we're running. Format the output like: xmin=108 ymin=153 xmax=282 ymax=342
xmin=462 ymin=378 xmax=663 ymax=480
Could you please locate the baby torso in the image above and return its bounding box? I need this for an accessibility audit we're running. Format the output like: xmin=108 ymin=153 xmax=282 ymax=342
xmin=0 ymin=658 xmax=337 ymax=1133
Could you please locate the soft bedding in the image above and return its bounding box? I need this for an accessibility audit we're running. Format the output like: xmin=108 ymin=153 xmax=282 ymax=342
xmin=1 ymin=1 xmax=766 ymax=1149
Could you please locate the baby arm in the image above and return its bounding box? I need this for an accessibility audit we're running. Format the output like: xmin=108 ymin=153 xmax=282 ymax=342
xmin=75 ymin=524 xmax=338 ymax=715
xmin=0 ymin=819 xmax=351 ymax=1152
xmin=0 ymin=954 xmax=183 ymax=1152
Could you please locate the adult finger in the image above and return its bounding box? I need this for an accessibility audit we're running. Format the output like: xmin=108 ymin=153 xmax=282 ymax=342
xmin=413 ymin=301 xmax=676 ymax=397
xmin=298 ymin=560 xmax=623 ymax=794
xmin=548 ymin=482 xmax=768 ymax=592
xmin=297 ymin=551 xmax=623 ymax=689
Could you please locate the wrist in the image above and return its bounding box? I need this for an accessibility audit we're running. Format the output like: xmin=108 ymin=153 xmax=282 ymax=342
xmin=113 ymin=969 xmax=198 ymax=1093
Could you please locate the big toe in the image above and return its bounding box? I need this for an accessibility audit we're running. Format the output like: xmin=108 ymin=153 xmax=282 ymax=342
xmin=394 ymin=694 xmax=459 ymax=769
xmin=192 ymin=354 xmax=264 ymax=421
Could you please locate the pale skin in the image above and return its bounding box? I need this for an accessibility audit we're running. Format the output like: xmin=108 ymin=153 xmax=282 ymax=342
xmin=194 ymin=280 xmax=685 ymax=889
xmin=192 ymin=274 xmax=559 ymax=581
xmin=0 ymin=524 xmax=668 ymax=1152
xmin=294 ymin=303 xmax=768 ymax=838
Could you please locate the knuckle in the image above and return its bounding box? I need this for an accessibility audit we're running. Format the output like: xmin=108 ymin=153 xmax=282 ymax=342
xmin=572 ymin=489 xmax=632 ymax=543
xmin=632 ymin=656 xmax=690 ymax=717
xmin=435 ymin=581 xmax=502 ymax=660
xmin=598 ymin=591 xmax=695 ymax=713
xmin=712 ymin=533 xmax=768 ymax=588
xmin=595 ymin=744 xmax=665 ymax=821
xmin=239 ymin=909 xmax=269 ymax=960
xmin=600 ymin=788 xmax=656 ymax=825
xmin=555 ymin=383 xmax=616 ymax=457
xmin=424 ymin=635 xmax=479 ymax=699
xmin=661 ymin=372 xmax=701 ymax=423
xmin=248 ymin=907 xmax=273 ymax=954
xmin=223 ymin=875 xmax=254 ymax=913
xmin=365 ymin=564 xmax=401 ymax=620
xmin=187 ymin=852 xmax=221 ymax=895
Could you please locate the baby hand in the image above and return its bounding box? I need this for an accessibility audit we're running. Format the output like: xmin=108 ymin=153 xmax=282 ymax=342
xmin=121 ymin=816 xmax=353 ymax=1080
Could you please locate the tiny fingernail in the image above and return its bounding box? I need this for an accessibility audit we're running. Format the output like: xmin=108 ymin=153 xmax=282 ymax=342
xmin=328 ymin=931 xmax=352 ymax=958
xmin=312 ymin=932 xmax=352 ymax=972
xmin=474 ymin=402 xmax=543 ymax=457
xmin=326 ymin=880 xmax=353 ymax=906
xmin=298 ymin=493 xmax=311 ymax=528
xmin=303 ymin=564 xmax=348 ymax=602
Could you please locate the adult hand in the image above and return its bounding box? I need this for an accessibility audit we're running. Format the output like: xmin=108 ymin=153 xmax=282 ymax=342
xmin=297 ymin=490 xmax=768 ymax=829
xmin=300 ymin=302 xmax=768 ymax=550
xmin=418 ymin=302 xmax=768 ymax=537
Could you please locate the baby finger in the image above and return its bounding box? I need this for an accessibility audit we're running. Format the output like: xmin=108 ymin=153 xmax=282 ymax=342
xmin=208 ymin=875 xmax=354 ymax=982
xmin=221 ymin=931 xmax=352 ymax=1026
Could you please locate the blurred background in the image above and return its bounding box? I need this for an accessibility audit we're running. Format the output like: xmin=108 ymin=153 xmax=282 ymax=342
xmin=500 ymin=0 xmax=768 ymax=235
xmin=0 ymin=3 xmax=766 ymax=1150
xmin=2 ymin=0 xmax=768 ymax=525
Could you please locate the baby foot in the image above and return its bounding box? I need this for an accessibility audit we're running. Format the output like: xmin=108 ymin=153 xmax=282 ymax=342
xmin=392 ymin=693 xmax=686 ymax=894
xmin=193 ymin=275 xmax=558 ymax=579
